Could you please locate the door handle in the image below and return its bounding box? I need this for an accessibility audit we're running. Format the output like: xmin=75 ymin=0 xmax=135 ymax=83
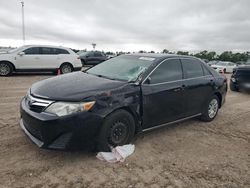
xmin=35 ymin=57 xmax=40 ymax=59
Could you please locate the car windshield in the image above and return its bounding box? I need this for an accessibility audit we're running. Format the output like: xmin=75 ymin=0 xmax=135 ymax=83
xmin=86 ymin=55 xmax=155 ymax=82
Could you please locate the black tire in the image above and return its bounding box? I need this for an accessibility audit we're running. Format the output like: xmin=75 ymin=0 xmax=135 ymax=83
xmin=200 ymin=95 xmax=219 ymax=122
xmin=0 ymin=62 xmax=13 ymax=76
xmin=60 ymin=63 xmax=73 ymax=74
xmin=230 ymin=81 xmax=238 ymax=92
xmin=97 ymin=109 xmax=135 ymax=152
xmin=223 ymin=68 xmax=226 ymax=73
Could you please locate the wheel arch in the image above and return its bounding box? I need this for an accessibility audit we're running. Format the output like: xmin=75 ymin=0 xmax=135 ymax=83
xmin=214 ymin=92 xmax=222 ymax=108
xmin=104 ymin=106 xmax=142 ymax=135
xmin=60 ymin=62 xmax=73 ymax=69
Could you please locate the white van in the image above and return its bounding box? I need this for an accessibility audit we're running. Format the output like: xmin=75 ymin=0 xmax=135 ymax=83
xmin=0 ymin=45 xmax=82 ymax=76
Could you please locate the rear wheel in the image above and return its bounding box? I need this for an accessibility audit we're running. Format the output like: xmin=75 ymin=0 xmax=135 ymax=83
xmin=97 ymin=109 xmax=135 ymax=152
xmin=0 ymin=62 xmax=13 ymax=76
xmin=200 ymin=95 xmax=219 ymax=122
xmin=60 ymin=63 xmax=73 ymax=74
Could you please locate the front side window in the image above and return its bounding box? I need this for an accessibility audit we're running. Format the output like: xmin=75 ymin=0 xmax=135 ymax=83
xmin=149 ymin=59 xmax=183 ymax=84
xmin=87 ymin=55 xmax=154 ymax=82
xmin=181 ymin=58 xmax=204 ymax=78
xmin=23 ymin=47 xmax=40 ymax=55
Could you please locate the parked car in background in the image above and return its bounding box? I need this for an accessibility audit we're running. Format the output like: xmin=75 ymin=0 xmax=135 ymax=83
xmin=20 ymin=54 xmax=227 ymax=151
xmin=230 ymin=65 xmax=250 ymax=92
xmin=207 ymin=60 xmax=219 ymax=66
xmin=211 ymin=61 xmax=237 ymax=73
xmin=106 ymin=54 xmax=117 ymax=59
xmin=0 ymin=45 xmax=82 ymax=76
xmin=79 ymin=51 xmax=107 ymax=66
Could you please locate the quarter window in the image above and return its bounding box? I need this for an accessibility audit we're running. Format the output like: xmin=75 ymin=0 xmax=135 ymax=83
xmin=181 ymin=59 xmax=204 ymax=78
xmin=56 ymin=48 xmax=69 ymax=54
xmin=149 ymin=59 xmax=183 ymax=84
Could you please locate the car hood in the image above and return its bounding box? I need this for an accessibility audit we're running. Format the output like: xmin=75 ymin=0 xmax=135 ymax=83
xmin=30 ymin=72 xmax=127 ymax=101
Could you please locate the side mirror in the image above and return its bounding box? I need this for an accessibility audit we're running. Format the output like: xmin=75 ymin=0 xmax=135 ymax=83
xmin=18 ymin=52 xmax=25 ymax=56
xmin=86 ymin=55 xmax=89 ymax=58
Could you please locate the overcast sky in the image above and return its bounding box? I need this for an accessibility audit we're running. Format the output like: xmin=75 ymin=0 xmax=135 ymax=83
xmin=0 ymin=0 xmax=250 ymax=52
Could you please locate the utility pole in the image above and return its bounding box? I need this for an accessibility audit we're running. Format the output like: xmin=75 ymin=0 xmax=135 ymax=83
xmin=21 ymin=1 xmax=25 ymax=44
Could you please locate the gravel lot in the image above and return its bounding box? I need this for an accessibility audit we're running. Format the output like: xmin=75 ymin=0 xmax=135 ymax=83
xmin=0 ymin=73 xmax=249 ymax=188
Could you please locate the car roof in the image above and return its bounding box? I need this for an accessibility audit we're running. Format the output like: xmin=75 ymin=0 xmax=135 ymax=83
xmin=21 ymin=45 xmax=69 ymax=50
xmin=124 ymin=53 xmax=197 ymax=62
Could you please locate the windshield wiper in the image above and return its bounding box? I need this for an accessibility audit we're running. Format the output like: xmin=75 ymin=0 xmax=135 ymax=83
xmin=95 ymin=74 xmax=116 ymax=80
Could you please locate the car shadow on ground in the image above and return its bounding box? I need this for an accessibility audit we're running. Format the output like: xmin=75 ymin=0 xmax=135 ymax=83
xmin=11 ymin=72 xmax=55 ymax=77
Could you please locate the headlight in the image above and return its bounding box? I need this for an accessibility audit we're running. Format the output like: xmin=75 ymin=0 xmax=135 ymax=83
xmin=231 ymin=78 xmax=236 ymax=82
xmin=44 ymin=101 xmax=95 ymax=116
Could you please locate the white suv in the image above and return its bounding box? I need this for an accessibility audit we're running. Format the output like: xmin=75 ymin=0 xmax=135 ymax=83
xmin=0 ymin=45 xmax=82 ymax=76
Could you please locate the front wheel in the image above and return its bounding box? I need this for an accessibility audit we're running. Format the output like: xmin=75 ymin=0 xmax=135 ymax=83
xmin=200 ymin=96 xmax=219 ymax=122
xmin=60 ymin=63 xmax=73 ymax=74
xmin=97 ymin=110 xmax=135 ymax=152
xmin=0 ymin=62 xmax=13 ymax=76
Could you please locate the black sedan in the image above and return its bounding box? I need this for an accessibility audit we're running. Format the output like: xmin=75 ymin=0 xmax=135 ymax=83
xmin=20 ymin=54 xmax=227 ymax=151
xmin=230 ymin=65 xmax=250 ymax=92
xmin=79 ymin=51 xmax=107 ymax=66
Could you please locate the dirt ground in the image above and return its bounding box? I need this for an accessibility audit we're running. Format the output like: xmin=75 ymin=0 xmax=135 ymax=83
xmin=0 ymin=73 xmax=249 ymax=188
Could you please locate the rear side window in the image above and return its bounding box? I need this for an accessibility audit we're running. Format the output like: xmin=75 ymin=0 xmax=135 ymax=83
xmin=41 ymin=47 xmax=57 ymax=55
xmin=94 ymin=52 xmax=105 ymax=57
xmin=149 ymin=59 xmax=183 ymax=84
xmin=56 ymin=48 xmax=70 ymax=54
xmin=181 ymin=58 xmax=204 ymax=78
xmin=23 ymin=47 xmax=40 ymax=55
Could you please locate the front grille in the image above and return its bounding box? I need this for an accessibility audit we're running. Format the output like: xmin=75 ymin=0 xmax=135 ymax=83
xmin=26 ymin=94 xmax=54 ymax=113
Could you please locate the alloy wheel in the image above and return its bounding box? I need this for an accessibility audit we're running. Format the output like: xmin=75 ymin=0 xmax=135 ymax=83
xmin=61 ymin=65 xmax=72 ymax=74
xmin=208 ymin=99 xmax=218 ymax=118
xmin=0 ymin=63 xmax=10 ymax=76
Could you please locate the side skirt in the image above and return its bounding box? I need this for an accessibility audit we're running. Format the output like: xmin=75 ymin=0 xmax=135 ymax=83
xmin=142 ymin=113 xmax=202 ymax=132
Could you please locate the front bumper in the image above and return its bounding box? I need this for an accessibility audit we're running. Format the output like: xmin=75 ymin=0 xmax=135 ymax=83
xmin=20 ymin=97 xmax=103 ymax=150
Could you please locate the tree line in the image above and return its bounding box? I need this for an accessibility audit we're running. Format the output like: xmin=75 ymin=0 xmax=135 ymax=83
xmin=161 ymin=49 xmax=250 ymax=63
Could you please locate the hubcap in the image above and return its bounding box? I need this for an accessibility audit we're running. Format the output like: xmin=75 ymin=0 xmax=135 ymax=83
xmin=109 ymin=121 xmax=128 ymax=145
xmin=208 ymin=99 xmax=218 ymax=118
xmin=0 ymin=64 xmax=10 ymax=75
xmin=62 ymin=65 xmax=72 ymax=74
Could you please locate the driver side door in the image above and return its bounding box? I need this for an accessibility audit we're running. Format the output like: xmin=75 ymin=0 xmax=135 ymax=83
xmin=16 ymin=47 xmax=42 ymax=69
xmin=141 ymin=58 xmax=187 ymax=130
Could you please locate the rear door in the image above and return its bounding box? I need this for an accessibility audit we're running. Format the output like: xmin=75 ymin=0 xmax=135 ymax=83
xmin=180 ymin=58 xmax=214 ymax=116
xmin=141 ymin=58 xmax=186 ymax=129
xmin=40 ymin=47 xmax=59 ymax=68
